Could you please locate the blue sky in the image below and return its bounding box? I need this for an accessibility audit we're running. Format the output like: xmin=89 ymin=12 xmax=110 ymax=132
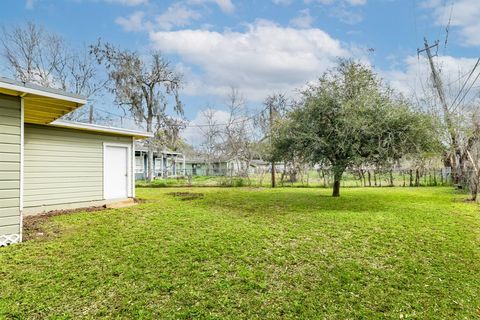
xmin=1 ymin=0 xmax=479 ymax=134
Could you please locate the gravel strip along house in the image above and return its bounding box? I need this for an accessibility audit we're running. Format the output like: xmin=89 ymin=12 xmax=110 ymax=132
xmin=0 ymin=78 xmax=153 ymax=246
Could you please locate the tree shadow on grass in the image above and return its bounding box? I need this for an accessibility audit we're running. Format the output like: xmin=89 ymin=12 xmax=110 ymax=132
xmin=195 ymin=189 xmax=417 ymax=217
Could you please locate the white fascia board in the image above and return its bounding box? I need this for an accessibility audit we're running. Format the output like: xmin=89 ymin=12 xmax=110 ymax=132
xmin=0 ymin=80 xmax=87 ymax=105
xmin=50 ymin=120 xmax=154 ymax=138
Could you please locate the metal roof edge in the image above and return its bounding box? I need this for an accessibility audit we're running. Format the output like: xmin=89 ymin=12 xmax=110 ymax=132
xmin=0 ymin=77 xmax=87 ymax=104
xmin=50 ymin=120 xmax=154 ymax=138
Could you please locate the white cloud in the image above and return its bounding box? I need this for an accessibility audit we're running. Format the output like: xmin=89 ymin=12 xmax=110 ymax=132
xmin=66 ymin=0 xmax=148 ymax=6
xmin=424 ymin=0 xmax=480 ymax=47
xmin=115 ymin=11 xmax=146 ymax=32
xmin=105 ymin=0 xmax=147 ymax=5
xmin=331 ymin=5 xmax=363 ymax=24
xmin=116 ymin=4 xmax=201 ymax=32
xmin=149 ymin=19 xmax=350 ymax=100
xmin=187 ymin=0 xmax=235 ymax=13
xmin=25 ymin=0 xmax=36 ymax=9
xmin=305 ymin=0 xmax=366 ymax=6
xmin=345 ymin=0 xmax=366 ymax=5
xmin=155 ymin=3 xmax=201 ymax=30
xmin=289 ymin=9 xmax=314 ymax=28
xmin=304 ymin=0 xmax=366 ymax=24
xmin=272 ymin=0 xmax=293 ymax=5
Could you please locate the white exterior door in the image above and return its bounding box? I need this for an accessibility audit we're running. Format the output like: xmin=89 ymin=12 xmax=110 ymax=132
xmin=104 ymin=145 xmax=129 ymax=199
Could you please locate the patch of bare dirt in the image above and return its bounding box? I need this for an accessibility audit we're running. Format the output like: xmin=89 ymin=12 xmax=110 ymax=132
xmin=167 ymin=192 xmax=204 ymax=201
xmin=22 ymin=198 xmax=146 ymax=241
xmin=22 ymin=206 xmax=107 ymax=241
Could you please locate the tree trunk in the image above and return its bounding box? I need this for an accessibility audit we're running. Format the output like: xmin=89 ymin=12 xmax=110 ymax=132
xmin=146 ymin=116 xmax=154 ymax=182
xmin=271 ymin=161 xmax=276 ymax=188
xmin=332 ymin=169 xmax=343 ymax=197
xmin=332 ymin=179 xmax=340 ymax=197
xmin=147 ymin=145 xmax=154 ymax=182
xmin=358 ymin=169 xmax=366 ymax=187
xmin=470 ymin=177 xmax=478 ymax=201
xmin=452 ymin=152 xmax=461 ymax=185
xmin=367 ymin=170 xmax=371 ymax=187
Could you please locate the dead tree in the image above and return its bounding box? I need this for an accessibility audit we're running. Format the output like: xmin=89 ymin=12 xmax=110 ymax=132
xmin=199 ymin=108 xmax=222 ymax=176
xmin=222 ymin=88 xmax=256 ymax=179
xmin=1 ymin=22 xmax=105 ymax=120
xmin=91 ymin=42 xmax=183 ymax=182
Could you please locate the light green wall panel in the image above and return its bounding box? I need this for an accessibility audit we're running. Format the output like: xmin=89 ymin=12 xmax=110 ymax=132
xmin=24 ymin=124 xmax=131 ymax=210
xmin=0 ymin=225 xmax=20 ymax=235
xmin=0 ymin=216 xmax=20 ymax=227
xmin=0 ymin=180 xmax=20 ymax=190
xmin=0 ymin=94 xmax=21 ymax=240
xmin=0 ymin=207 xmax=20 ymax=218
xmin=0 ymin=143 xmax=20 ymax=153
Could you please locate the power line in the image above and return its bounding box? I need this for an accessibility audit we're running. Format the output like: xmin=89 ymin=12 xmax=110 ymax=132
xmin=436 ymin=0 xmax=449 ymax=48
xmin=94 ymin=105 xmax=268 ymax=129
xmin=443 ymin=0 xmax=454 ymax=51
xmin=446 ymin=68 xmax=473 ymax=86
xmin=95 ymin=107 xmax=131 ymax=119
xmin=452 ymin=67 xmax=480 ymax=111
xmin=411 ymin=0 xmax=423 ymax=101
xmin=185 ymin=106 xmax=268 ymax=128
xmin=450 ymin=57 xmax=480 ymax=109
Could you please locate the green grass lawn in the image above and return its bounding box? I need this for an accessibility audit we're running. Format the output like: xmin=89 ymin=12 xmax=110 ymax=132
xmin=1 ymin=187 xmax=479 ymax=319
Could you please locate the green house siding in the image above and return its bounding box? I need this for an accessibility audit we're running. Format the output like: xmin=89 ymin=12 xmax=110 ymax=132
xmin=0 ymin=94 xmax=21 ymax=242
xmin=24 ymin=124 xmax=131 ymax=210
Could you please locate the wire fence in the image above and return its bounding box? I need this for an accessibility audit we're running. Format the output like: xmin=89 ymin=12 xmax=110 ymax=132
xmin=137 ymin=167 xmax=454 ymax=188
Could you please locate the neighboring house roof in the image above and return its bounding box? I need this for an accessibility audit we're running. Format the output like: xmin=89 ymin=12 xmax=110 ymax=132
xmin=185 ymin=158 xmax=268 ymax=168
xmin=251 ymin=159 xmax=270 ymax=166
xmin=135 ymin=145 xmax=184 ymax=155
xmin=0 ymin=77 xmax=87 ymax=124
xmin=51 ymin=120 xmax=153 ymax=139
xmin=185 ymin=157 xmax=235 ymax=164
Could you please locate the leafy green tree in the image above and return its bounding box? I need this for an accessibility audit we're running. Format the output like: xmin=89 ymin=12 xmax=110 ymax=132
xmin=272 ymin=60 xmax=439 ymax=197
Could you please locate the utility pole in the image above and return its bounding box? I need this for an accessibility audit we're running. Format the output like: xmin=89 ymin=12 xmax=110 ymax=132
xmin=418 ymin=37 xmax=460 ymax=183
xmin=418 ymin=39 xmax=449 ymax=115
xmin=269 ymin=102 xmax=276 ymax=188
xmin=88 ymin=105 xmax=94 ymax=124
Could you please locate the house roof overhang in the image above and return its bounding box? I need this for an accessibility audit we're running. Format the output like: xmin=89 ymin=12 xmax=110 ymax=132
xmin=0 ymin=77 xmax=87 ymax=124
xmin=50 ymin=120 xmax=154 ymax=139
